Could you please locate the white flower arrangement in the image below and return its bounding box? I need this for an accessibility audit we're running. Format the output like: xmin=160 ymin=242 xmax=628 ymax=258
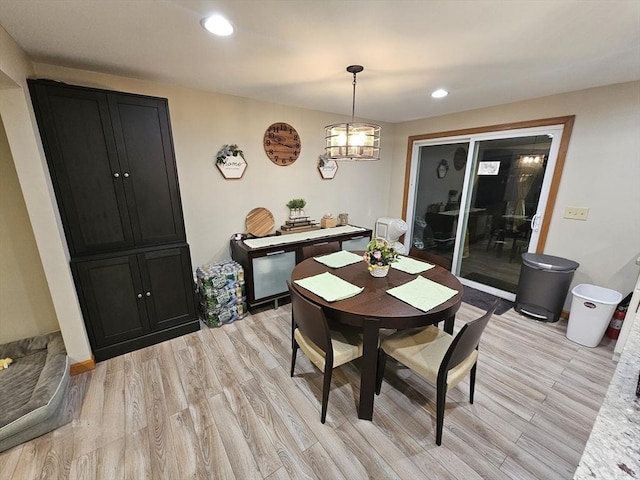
xmin=363 ymin=238 xmax=399 ymax=270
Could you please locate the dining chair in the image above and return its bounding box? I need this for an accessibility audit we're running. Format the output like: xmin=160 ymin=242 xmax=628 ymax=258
xmin=301 ymin=241 xmax=341 ymax=261
xmin=375 ymin=300 xmax=498 ymax=445
xmin=288 ymin=282 xmax=364 ymax=423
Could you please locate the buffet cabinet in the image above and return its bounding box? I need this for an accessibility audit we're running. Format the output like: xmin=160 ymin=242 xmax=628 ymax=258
xmin=230 ymin=228 xmax=372 ymax=308
xmin=29 ymin=79 xmax=199 ymax=361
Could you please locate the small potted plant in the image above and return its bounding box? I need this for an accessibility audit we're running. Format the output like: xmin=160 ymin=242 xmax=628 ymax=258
xmin=286 ymin=198 xmax=307 ymax=218
xmin=363 ymin=238 xmax=399 ymax=277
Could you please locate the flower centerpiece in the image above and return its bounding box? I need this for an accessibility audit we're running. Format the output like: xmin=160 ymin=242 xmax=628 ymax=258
xmin=216 ymin=144 xmax=245 ymax=164
xmin=363 ymin=238 xmax=399 ymax=277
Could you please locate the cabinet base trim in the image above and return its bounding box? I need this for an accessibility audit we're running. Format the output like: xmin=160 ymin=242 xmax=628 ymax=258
xmin=70 ymin=356 xmax=96 ymax=375
xmin=92 ymin=320 xmax=200 ymax=362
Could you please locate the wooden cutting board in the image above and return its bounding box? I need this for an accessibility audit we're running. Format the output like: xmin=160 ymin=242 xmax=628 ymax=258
xmin=245 ymin=207 xmax=275 ymax=237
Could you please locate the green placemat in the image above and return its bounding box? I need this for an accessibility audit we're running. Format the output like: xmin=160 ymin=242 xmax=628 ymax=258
xmin=386 ymin=275 xmax=458 ymax=312
xmin=295 ymin=272 xmax=363 ymax=302
xmin=314 ymin=250 xmax=363 ymax=268
xmin=391 ymin=255 xmax=435 ymax=274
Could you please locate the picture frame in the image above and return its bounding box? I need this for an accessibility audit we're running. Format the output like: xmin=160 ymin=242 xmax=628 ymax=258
xmin=436 ymin=159 xmax=449 ymax=179
xmin=318 ymin=158 xmax=338 ymax=179
xmin=216 ymin=155 xmax=247 ymax=179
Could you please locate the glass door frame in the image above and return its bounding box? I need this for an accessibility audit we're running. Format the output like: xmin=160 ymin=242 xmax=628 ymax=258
xmin=402 ymin=116 xmax=575 ymax=300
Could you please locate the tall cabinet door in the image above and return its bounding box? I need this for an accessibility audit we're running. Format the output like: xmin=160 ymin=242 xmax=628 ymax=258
xmin=30 ymin=80 xmax=200 ymax=361
xmin=139 ymin=246 xmax=196 ymax=331
xmin=109 ymin=95 xmax=186 ymax=246
xmin=29 ymin=82 xmax=134 ymax=255
xmin=74 ymin=255 xmax=149 ymax=348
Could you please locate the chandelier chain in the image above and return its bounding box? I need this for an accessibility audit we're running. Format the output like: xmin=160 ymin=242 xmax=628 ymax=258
xmin=351 ymin=71 xmax=357 ymax=122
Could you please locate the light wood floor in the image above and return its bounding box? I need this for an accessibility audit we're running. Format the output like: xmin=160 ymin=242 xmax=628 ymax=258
xmin=0 ymin=303 xmax=617 ymax=480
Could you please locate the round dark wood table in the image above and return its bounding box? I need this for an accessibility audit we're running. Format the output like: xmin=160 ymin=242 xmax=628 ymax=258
xmin=290 ymin=252 xmax=463 ymax=420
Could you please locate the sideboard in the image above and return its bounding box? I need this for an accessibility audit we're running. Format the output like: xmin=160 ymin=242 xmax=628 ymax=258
xmin=230 ymin=225 xmax=372 ymax=308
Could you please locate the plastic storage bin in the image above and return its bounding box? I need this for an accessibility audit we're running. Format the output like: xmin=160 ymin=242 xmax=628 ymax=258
xmin=566 ymin=284 xmax=623 ymax=347
xmin=515 ymin=253 xmax=579 ymax=323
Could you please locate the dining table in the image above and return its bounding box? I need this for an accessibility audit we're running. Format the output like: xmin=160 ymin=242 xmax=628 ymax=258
xmin=290 ymin=251 xmax=463 ymax=420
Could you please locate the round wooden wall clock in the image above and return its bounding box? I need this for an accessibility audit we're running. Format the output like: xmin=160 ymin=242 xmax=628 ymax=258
xmin=453 ymin=147 xmax=467 ymax=171
xmin=263 ymin=122 xmax=301 ymax=166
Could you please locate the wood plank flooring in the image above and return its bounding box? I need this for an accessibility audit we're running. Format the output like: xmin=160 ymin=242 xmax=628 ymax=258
xmin=0 ymin=303 xmax=617 ymax=479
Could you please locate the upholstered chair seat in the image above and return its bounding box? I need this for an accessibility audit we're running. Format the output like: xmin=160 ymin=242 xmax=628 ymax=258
xmin=376 ymin=301 xmax=497 ymax=445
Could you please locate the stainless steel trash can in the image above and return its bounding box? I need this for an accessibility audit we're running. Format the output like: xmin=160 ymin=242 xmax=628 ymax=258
xmin=515 ymin=253 xmax=579 ymax=323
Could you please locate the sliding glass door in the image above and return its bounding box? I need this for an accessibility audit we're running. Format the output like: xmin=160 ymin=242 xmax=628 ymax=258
xmin=404 ymin=122 xmax=569 ymax=301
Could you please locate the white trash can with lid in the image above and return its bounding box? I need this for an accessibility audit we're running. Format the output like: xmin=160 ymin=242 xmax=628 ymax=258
xmin=566 ymin=284 xmax=623 ymax=347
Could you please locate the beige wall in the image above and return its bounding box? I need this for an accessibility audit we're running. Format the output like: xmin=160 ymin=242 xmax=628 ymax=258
xmin=2 ymin=19 xmax=638 ymax=362
xmin=0 ymin=25 xmax=92 ymax=362
xmin=0 ymin=115 xmax=59 ymax=341
xmin=0 ymin=59 xmax=393 ymax=362
xmin=391 ymin=81 xmax=640 ymax=301
xmin=31 ymin=63 xmax=395 ymax=268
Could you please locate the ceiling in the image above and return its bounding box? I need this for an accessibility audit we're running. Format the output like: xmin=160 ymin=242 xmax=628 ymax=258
xmin=1 ymin=0 xmax=639 ymax=123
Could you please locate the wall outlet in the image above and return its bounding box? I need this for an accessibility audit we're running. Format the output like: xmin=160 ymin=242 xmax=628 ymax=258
xmin=564 ymin=206 xmax=589 ymax=220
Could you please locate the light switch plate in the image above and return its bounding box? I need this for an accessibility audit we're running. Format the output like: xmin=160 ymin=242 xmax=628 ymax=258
xmin=564 ymin=206 xmax=589 ymax=220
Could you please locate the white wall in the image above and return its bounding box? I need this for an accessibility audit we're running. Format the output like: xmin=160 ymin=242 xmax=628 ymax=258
xmin=391 ymin=81 xmax=640 ymax=300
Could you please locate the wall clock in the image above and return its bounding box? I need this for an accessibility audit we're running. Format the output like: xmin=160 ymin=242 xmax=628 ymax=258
xmin=453 ymin=147 xmax=467 ymax=171
xmin=263 ymin=122 xmax=301 ymax=166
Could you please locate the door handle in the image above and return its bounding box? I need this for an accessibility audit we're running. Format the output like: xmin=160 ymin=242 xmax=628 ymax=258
xmin=531 ymin=214 xmax=541 ymax=231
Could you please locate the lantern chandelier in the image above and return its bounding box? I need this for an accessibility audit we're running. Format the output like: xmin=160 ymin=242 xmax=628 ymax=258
xmin=325 ymin=65 xmax=381 ymax=161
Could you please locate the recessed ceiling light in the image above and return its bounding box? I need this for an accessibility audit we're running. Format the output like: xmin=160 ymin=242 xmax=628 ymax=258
xmin=202 ymin=14 xmax=234 ymax=36
xmin=431 ymin=89 xmax=449 ymax=98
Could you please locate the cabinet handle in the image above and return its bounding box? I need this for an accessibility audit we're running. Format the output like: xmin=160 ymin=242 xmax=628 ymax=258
xmin=123 ymin=172 xmax=130 ymax=178
xmin=349 ymin=236 xmax=365 ymax=240
xmin=137 ymin=293 xmax=143 ymax=299
xmin=266 ymin=250 xmax=285 ymax=256
xmin=145 ymin=291 xmax=151 ymax=297
xmin=113 ymin=172 xmax=120 ymax=178
xmin=312 ymin=241 xmax=329 ymax=246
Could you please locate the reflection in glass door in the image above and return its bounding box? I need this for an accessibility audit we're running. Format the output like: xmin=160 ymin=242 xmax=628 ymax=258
xmin=455 ymin=134 xmax=553 ymax=298
xmin=405 ymin=126 xmax=565 ymax=301
xmin=409 ymin=142 xmax=469 ymax=270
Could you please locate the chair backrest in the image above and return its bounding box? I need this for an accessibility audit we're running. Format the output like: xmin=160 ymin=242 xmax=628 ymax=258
xmin=301 ymin=241 xmax=341 ymax=261
xmin=288 ymin=282 xmax=332 ymax=355
xmin=441 ymin=299 xmax=498 ymax=374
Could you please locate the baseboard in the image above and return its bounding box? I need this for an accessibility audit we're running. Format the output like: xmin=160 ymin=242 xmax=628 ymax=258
xmin=70 ymin=356 xmax=96 ymax=375
xmin=560 ymin=310 xmax=569 ymax=320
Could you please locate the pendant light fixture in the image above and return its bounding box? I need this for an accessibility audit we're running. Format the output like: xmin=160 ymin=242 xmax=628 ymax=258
xmin=517 ymin=135 xmax=545 ymax=165
xmin=325 ymin=65 xmax=381 ymax=161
